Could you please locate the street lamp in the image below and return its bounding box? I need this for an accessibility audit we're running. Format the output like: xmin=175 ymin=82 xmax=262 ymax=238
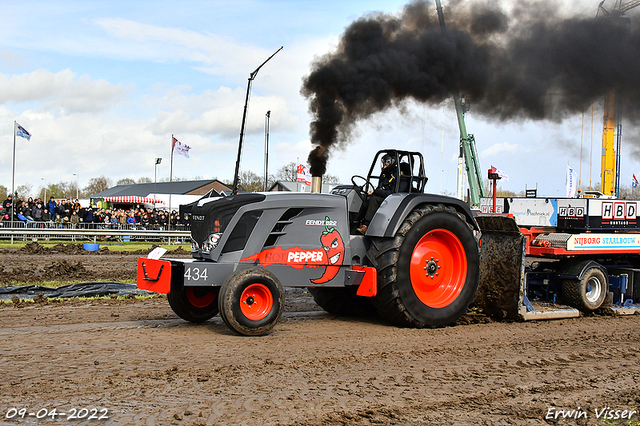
xmin=73 ymin=173 xmax=79 ymax=200
xmin=264 ymin=110 xmax=271 ymax=191
xmin=41 ymin=177 xmax=46 ymax=201
xmin=154 ymin=158 xmax=162 ymax=207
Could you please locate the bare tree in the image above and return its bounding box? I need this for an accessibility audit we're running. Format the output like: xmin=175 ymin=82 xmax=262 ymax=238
xmin=239 ymin=171 xmax=264 ymax=192
xmin=137 ymin=177 xmax=153 ymax=183
xmin=47 ymin=183 xmax=66 ymax=199
xmin=84 ymin=176 xmax=113 ymax=196
xmin=618 ymin=183 xmax=639 ymax=199
xmin=15 ymin=183 xmax=33 ymax=198
xmin=117 ymin=178 xmax=136 ymax=185
xmin=323 ymin=174 xmax=341 ymax=184
xmin=275 ymin=162 xmax=298 ymax=182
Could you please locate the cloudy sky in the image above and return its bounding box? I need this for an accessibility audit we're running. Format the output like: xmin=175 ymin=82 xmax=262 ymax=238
xmin=0 ymin=0 xmax=637 ymax=198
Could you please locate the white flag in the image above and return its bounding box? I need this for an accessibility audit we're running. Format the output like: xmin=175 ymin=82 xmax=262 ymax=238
xmin=15 ymin=122 xmax=31 ymax=141
xmin=566 ymin=165 xmax=578 ymax=197
xmin=172 ymin=136 xmax=191 ymax=158
xmin=296 ymin=163 xmax=312 ymax=186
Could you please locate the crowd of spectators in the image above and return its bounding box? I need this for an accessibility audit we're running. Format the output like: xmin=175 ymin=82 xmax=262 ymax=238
xmin=0 ymin=195 xmax=189 ymax=229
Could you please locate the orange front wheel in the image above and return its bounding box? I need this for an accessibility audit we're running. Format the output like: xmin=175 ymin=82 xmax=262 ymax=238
xmin=218 ymin=267 xmax=284 ymax=336
xmin=239 ymin=283 xmax=274 ymax=321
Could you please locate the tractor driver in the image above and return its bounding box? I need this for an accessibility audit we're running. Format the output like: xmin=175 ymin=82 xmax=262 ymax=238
xmin=357 ymin=153 xmax=397 ymax=235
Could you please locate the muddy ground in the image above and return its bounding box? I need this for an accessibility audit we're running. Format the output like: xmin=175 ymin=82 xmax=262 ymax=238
xmin=0 ymin=242 xmax=191 ymax=285
xmin=0 ymin=244 xmax=639 ymax=425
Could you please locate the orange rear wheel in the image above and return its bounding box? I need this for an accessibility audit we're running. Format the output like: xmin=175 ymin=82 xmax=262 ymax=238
xmin=369 ymin=205 xmax=479 ymax=328
xmin=409 ymin=229 xmax=467 ymax=308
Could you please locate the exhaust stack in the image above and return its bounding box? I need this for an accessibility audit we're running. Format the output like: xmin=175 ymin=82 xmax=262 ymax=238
xmin=311 ymin=176 xmax=322 ymax=194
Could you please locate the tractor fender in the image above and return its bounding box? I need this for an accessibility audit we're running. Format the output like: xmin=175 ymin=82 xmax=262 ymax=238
xmin=558 ymin=259 xmax=609 ymax=282
xmin=366 ymin=193 xmax=478 ymax=238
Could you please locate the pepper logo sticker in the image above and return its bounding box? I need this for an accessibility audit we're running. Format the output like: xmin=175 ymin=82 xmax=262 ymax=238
xmin=241 ymin=216 xmax=345 ymax=284
xmin=311 ymin=216 xmax=344 ymax=283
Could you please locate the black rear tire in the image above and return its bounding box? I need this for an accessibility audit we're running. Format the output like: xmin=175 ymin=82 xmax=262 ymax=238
xmin=308 ymin=287 xmax=377 ymax=317
xmin=562 ymin=267 xmax=607 ymax=312
xmin=367 ymin=205 xmax=479 ymax=328
xmin=218 ymin=267 xmax=284 ymax=336
xmin=167 ymin=283 xmax=219 ymax=323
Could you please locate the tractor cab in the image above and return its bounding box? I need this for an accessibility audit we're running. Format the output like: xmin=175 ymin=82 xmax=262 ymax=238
xmin=331 ymin=149 xmax=428 ymax=232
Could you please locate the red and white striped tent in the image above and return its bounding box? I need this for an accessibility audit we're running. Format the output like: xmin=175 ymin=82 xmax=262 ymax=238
xmin=104 ymin=196 xmax=165 ymax=204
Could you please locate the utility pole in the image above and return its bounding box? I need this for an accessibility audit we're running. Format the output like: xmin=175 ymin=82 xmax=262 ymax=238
xmin=154 ymin=157 xmax=162 ymax=208
xmin=264 ymin=110 xmax=271 ymax=191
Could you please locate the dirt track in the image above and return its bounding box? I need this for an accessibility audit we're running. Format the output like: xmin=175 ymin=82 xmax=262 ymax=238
xmin=1 ymin=246 xmax=640 ymax=425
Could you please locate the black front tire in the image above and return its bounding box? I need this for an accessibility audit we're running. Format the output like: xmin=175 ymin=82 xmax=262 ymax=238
xmin=218 ymin=267 xmax=284 ymax=336
xmin=167 ymin=283 xmax=220 ymax=323
xmin=368 ymin=205 xmax=479 ymax=328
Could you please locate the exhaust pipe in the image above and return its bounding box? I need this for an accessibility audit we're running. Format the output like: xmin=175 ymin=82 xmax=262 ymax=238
xmin=311 ymin=176 xmax=322 ymax=194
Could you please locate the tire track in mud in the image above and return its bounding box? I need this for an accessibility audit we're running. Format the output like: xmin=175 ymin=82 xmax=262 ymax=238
xmin=1 ymin=300 xmax=639 ymax=425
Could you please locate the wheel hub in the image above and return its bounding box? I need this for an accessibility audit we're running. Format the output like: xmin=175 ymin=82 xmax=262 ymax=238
xmin=410 ymin=228 xmax=467 ymax=309
xmin=239 ymin=283 xmax=274 ymax=321
xmin=423 ymin=257 xmax=441 ymax=279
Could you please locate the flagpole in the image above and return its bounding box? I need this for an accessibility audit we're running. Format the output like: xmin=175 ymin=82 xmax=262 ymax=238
xmin=11 ymin=121 xmax=16 ymax=224
xmin=169 ymin=135 xmax=174 ymax=217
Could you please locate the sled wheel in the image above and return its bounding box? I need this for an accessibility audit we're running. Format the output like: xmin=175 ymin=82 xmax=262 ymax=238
xmin=367 ymin=204 xmax=479 ymax=328
xmin=562 ymin=267 xmax=607 ymax=312
xmin=219 ymin=267 xmax=284 ymax=336
xmin=308 ymin=287 xmax=377 ymax=317
xmin=168 ymin=282 xmax=219 ymax=323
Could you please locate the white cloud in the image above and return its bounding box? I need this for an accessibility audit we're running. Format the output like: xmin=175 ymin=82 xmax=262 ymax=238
xmin=0 ymin=49 xmax=28 ymax=68
xmin=0 ymin=69 xmax=127 ymax=114
xmin=481 ymin=142 xmax=523 ymax=158
xmin=93 ymin=18 xmax=269 ymax=77
xmin=146 ymin=85 xmax=298 ymax=139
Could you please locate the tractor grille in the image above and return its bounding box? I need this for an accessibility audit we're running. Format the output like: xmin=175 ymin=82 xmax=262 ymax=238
xmin=190 ymin=194 xmax=265 ymax=258
xmin=221 ymin=210 xmax=263 ymax=253
xmin=264 ymin=208 xmax=303 ymax=247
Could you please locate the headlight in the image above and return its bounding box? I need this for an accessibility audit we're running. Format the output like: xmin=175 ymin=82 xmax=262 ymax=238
xmin=202 ymin=233 xmax=222 ymax=254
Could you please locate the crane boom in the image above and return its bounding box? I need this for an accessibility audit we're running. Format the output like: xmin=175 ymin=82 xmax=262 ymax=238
xmin=597 ymin=0 xmax=639 ymax=196
xmin=598 ymin=0 xmax=640 ymax=16
xmin=601 ymin=90 xmax=617 ymax=196
xmin=434 ymin=0 xmax=485 ymax=207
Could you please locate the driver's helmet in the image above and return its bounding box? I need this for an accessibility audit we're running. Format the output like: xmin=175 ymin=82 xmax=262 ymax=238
xmin=381 ymin=154 xmax=395 ymax=170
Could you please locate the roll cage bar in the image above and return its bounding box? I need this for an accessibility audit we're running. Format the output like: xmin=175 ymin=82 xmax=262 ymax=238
xmin=366 ymin=149 xmax=428 ymax=194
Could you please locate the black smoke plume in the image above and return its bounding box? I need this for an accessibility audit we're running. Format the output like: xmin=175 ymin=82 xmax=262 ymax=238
xmin=301 ymin=0 xmax=640 ymax=176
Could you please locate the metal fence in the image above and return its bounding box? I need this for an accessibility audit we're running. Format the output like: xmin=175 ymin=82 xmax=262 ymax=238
xmin=0 ymin=220 xmax=189 ymax=231
xmin=0 ymin=221 xmax=190 ymax=244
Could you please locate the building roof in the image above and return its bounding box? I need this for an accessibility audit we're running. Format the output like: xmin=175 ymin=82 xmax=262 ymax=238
xmin=268 ymin=180 xmax=337 ymax=193
xmin=90 ymin=180 xmax=231 ymax=198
